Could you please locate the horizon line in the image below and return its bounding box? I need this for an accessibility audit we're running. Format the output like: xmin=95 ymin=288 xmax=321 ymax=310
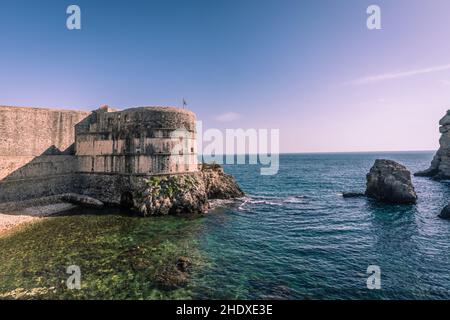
xmin=199 ymin=149 xmax=437 ymax=156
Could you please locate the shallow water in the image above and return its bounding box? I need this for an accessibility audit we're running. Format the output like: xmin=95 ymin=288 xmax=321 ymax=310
xmin=2 ymin=152 xmax=450 ymax=299
xmin=0 ymin=210 xmax=205 ymax=299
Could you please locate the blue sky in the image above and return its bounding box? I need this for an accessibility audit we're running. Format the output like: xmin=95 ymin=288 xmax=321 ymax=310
xmin=1 ymin=0 xmax=450 ymax=152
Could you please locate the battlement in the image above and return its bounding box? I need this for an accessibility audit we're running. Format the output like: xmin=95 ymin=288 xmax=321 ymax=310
xmin=77 ymin=106 xmax=197 ymax=135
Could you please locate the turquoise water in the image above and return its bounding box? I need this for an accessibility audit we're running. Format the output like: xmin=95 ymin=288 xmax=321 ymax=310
xmin=192 ymin=152 xmax=450 ymax=299
xmin=2 ymin=151 xmax=450 ymax=299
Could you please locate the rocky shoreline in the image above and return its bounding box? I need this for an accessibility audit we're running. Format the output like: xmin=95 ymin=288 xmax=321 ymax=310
xmin=413 ymin=109 xmax=450 ymax=218
xmin=0 ymin=196 xmax=77 ymax=236
xmin=415 ymin=110 xmax=450 ymax=179
xmin=133 ymin=163 xmax=244 ymax=216
xmin=0 ymin=214 xmax=38 ymax=236
xmin=0 ymin=163 xmax=245 ymax=236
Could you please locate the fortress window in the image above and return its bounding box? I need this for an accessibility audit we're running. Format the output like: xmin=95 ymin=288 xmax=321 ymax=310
xmin=191 ymin=147 xmax=194 ymax=153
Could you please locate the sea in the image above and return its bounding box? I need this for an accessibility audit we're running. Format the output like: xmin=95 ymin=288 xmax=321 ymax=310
xmin=2 ymin=151 xmax=450 ymax=300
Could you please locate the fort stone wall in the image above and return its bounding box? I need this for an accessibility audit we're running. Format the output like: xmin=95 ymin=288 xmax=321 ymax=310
xmin=75 ymin=107 xmax=198 ymax=176
xmin=0 ymin=106 xmax=90 ymax=202
xmin=0 ymin=105 xmax=198 ymax=204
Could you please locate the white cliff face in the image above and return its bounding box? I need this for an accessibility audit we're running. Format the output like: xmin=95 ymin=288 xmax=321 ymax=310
xmin=416 ymin=110 xmax=450 ymax=179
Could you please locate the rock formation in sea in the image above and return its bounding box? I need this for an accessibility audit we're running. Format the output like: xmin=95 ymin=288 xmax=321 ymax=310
xmin=439 ymin=204 xmax=450 ymax=219
xmin=415 ymin=110 xmax=450 ymax=179
xmin=365 ymin=159 xmax=417 ymax=204
xmin=342 ymin=192 xmax=365 ymax=198
xmin=133 ymin=163 xmax=245 ymax=216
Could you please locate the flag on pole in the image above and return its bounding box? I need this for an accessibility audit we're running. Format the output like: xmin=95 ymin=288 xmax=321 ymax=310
xmin=182 ymin=98 xmax=187 ymax=108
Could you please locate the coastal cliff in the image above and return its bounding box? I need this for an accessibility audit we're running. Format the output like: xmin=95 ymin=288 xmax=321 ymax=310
xmin=416 ymin=110 xmax=450 ymax=179
xmin=133 ymin=163 xmax=244 ymax=216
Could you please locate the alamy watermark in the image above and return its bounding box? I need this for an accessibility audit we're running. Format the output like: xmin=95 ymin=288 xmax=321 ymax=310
xmin=197 ymin=121 xmax=279 ymax=175
xmin=367 ymin=5 xmax=381 ymax=30
xmin=66 ymin=4 xmax=381 ymax=31
xmin=66 ymin=5 xmax=81 ymax=30
xmin=66 ymin=265 xmax=81 ymax=290
xmin=367 ymin=265 xmax=381 ymax=290
xmin=168 ymin=121 xmax=279 ymax=176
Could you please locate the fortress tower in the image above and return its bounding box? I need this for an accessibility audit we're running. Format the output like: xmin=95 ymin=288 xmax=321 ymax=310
xmin=0 ymin=105 xmax=198 ymax=204
xmin=75 ymin=106 xmax=198 ymax=175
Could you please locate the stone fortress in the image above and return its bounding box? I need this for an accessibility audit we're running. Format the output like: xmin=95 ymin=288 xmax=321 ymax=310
xmin=76 ymin=105 xmax=198 ymax=175
xmin=0 ymin=105 xmax=243 ymax=214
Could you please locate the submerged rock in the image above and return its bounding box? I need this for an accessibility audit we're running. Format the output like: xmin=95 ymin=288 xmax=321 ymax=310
xmin=155 ymin=257 xmax=192 ymax=290
xmin=365 ymin=159 xmax=417 ymax=204
xmin=414 ymin=167 xmax=438 ymax=177
xmin=176 ymin=256 xmax=192 ymax=272
xmin=439 ymin=205 xmax=450 ymax=219
xmin=342 ymin=192 xmax=365 ymax=198
xmin=155 ymin=266 xmax=188 ymax=290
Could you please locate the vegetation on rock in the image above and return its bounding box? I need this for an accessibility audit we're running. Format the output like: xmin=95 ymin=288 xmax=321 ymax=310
xmin=134 ymin=164 xmax=244 ymax=216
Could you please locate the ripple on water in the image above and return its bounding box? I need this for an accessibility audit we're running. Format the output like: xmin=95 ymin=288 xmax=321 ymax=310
xmin=2 ymin=152 xmax=450 ymax=299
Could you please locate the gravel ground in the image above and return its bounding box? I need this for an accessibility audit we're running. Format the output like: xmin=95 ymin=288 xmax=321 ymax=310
xmin=0 ymin=197 xmax=77 ymax=236
xmin=0 ymin=213 xmax=38 ymax=236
